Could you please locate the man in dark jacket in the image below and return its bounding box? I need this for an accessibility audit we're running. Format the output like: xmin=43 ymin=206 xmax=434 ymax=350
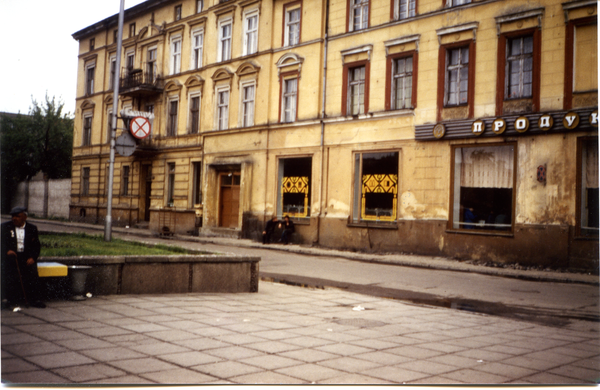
xmin=262 ymin=216 xmax=278 ymax=244
xmin=1 ymin=207 xmax=45 ymax=308
xmin=279 ymin=215 xmax=295 ymax=245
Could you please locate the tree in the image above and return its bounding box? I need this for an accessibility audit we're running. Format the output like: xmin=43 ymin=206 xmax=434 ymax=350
xmin=1 ymin=95 xmax=74 ymax=214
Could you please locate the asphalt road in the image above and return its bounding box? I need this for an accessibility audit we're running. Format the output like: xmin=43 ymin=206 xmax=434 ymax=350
xmin=31 ymin=219 xmax=600 ymax=331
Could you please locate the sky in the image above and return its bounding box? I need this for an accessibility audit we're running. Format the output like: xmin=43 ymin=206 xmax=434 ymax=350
xmin=0 ymin=0 xmax=147 ymax=116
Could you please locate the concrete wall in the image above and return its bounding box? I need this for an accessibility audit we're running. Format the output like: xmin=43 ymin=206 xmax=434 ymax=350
xmin=39 ymin=255 xmax=260 ymax=295
xmin=13 ymin=177 xmax=71 ymax=219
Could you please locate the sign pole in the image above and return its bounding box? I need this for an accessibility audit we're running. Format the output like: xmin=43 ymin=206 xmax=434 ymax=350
xmin=105 ymin=0 xmax=125 ymax=242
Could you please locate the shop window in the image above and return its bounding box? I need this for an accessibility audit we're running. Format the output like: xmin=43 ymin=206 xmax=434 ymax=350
xmin=353 ymin=152 xmax=399 ymax=222
xmin=278 ymin=157 xmax=312 ymax=218
xmin=451 ymin=144 xmax=515 ymax=232
xmin=578 ymin=138 xmax=599 ymax=237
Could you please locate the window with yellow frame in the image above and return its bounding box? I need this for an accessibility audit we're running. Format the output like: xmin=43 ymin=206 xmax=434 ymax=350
xmin=353 ymin=151 xmax=399 ymax=222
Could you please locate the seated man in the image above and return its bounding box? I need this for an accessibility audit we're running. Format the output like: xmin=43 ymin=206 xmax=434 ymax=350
xmin=262 ymin=216 xmax=278 ymax=244
xmin=279 ymin=215 xmax=295 ymax=245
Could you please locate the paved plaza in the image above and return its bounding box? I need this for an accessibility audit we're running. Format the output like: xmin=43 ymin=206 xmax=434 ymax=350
xmin=2 ymin=280 xmax=599 ymax=384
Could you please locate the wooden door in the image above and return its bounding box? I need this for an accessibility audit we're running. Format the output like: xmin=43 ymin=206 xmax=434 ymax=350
xmin=219 ymin=172 xmax=240 ymax=228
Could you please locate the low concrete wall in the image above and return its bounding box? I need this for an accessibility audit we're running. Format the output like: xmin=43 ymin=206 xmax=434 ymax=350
xmin=14 ymin=178 xmax=71 ymax=219
xmin=39 ymin=255 xmax=260 ymax=296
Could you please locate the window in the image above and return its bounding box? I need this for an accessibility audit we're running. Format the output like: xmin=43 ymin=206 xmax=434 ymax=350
xmin=82 ymin=114 xmax=92 ymax=146
xmin=147 ymin=47 xmax=157 ymax=82
xmin=192 ymin=162 xmax=202 ymax=205
xmin=284 ymin=3 xmax=301 ymax=47
xmin=448 ymin=0 xmax=470 ymax=6
xmin=121 ymin=165 xmax=130 ymax=196
xmin=170 ymin=36 xmax=181 ymax=75
xmin=216 ymin=87 xmax=230 ymax=130
xmin=113 ymin=29 xmax=118 ymax=44
xmin=126 ymin=51 xmax=135 ymax=70
xmin=109 ymin=56 xmax=117 ymax=90
xmin=353 ymin=152 xmax=399 ymax=222
xmin=85 ymin=63 xmax=95 ymax=96
xmin=241 ymin=83 xmax=255 ymax=127
xmin=89 ymin=38 xmax=95 ymax=51
xmin=106 ymin=108 xmax=113 ymax=144
xmin=278 ymin=157 xmax=312 ymax=218
xmin=191 ymin=30 xmax=204 ymax=69
xmin=445 ymin=46 xmax=469 ymax=106
xmin=451 ymin=144 xmax=515 ymax=232
xmin=281 ymin=76 xmax=298 ymax=123
xmin=243 ymin=11 xmax=259 ymax=55
xmin=82 ymin=167 xmax=90 ymax=196
xmin=145 ymin=104 xmax=154 ymax=114
xmin=167 ymin=99 xmax=178 ymax=136
xmin=506 ymin=35 xmax=533 ymax=99
xmin=349 ymin=0 xmax=369 ymax=32
xmin=196 ymin=0 xmax=204 ymax=13
xmin=347 ymin=66 xmax=366 ymax=115
xmin=391 ymin=55 xmax=413 ymax=109
xmin=218 ymin=19 xmax=232 ymax=62
xmin=565 ymin=18 xmax=597 ymax=110
xmin=129 ymin=23 xmax=136 ymax=38
xmin=167 ymin=163 xmax=176 ymax=205
xmin=578 ymin=138 xmax=599 ymax=237
xmin=394 ymin=0 xmax=415 ymax=20
xmin=174 ymin=5 xmax=182 ymax=21
xmin=189 ymin=94 xmax=200 ymax=134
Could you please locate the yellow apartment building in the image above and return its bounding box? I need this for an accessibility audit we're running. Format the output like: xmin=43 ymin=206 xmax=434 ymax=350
xmin=71 ymin=0 xmax=598 ymax=270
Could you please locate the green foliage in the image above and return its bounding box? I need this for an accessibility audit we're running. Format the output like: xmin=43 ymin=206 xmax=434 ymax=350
xmin=1 ymin=95 xmax=74 ymax=213
xmin=39 ymin=233 xmax=198 ymax=257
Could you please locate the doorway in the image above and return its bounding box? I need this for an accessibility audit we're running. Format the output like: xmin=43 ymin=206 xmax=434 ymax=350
xmin=219 ymin=172 xmax=240 ymax=228
xmin=140 ymin=164 xmax=152 ymax=222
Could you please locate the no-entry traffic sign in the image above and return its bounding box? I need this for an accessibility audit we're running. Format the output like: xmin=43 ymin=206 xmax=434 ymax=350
xmin=129 ymin=116 xmax=151 ymax=139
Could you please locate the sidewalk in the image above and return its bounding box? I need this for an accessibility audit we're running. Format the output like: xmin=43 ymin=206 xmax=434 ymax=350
xmin=31 ymin=217 xmax=599 ymax=286
xmin=2 ymin=280 xmax=599 ymax=384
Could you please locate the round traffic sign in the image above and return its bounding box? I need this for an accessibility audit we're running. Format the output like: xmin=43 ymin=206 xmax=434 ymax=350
xmin=129 ymin=116 xmax=151 ymax=139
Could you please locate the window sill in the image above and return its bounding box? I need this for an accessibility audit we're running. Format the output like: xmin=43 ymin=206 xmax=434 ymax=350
xmin=348 ymin=222 xmax=398 ymax=230
xmin=446 ymin=228 xmax=513 ymax=238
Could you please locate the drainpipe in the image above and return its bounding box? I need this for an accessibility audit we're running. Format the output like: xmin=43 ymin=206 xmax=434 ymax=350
xmin=316 ymin=0 xmax=329 ymax=246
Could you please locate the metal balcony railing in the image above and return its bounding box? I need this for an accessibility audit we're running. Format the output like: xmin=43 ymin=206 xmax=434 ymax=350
xmin=119 ymin=64 xmax=163 ymax=95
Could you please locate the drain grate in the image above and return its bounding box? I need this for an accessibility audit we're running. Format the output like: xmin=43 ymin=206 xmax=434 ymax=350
xmin=333 ymin=318 xmax=387 ymax=328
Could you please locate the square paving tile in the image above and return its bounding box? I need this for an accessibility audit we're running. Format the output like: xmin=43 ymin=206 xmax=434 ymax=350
xmin=2 ymin=357 xmax=41 ymax=373
xmin=442 ymin=368 xmax=512 ymax=384
xmin=315 ymin=342 xmax=374 ymax=356
xmin=2 ymin=340 xmax=67 ymax=357
xmin=25 ymin=351 xmax=96 ymax=369
xmin=275 ymin=363 xmax=346 ymax=382
xmin=318 ymin=356 xmax=382 ymax=372
xmin=279 ymin=348 xmax=341 ymax=363
xmin=355 ymin=365 xmax=429 ymax=383
xmin=1 ymin=369 xmax=69 ymax=384
xmin=52 ymin=363 xmax=127 ymax=382
xmin=193 ymin=360 xmax=263 ymax=379
xmin=108 ymin=357 xmax=179 ymax=374
xmin=203 ymin=346 xmax=265 ymax=360
xmin=239 ymin=354 xmax=304 ymax=370
xmin=319 ymin=372 xmax=392 ymax=384
xmin=141 ymin=368 xmax=217 ymax=384
xmin=79 ymin=347 xmax=145 ymax=362
xmin=230 ymin=370 xmax=306 ymax=384
xmin=129 ymin=342 xmax=191 ymax=355
xmin=158 ymin=351 xmax=224 ymax=366
xmin=384 ymin=345 xmax=444 ymax=359
xmin=172 ymin=337 xmax=231 ymax=350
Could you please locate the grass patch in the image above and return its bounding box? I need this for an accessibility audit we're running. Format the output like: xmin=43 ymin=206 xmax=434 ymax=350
xmin=40 ymin=232 xmax=196 ymax=257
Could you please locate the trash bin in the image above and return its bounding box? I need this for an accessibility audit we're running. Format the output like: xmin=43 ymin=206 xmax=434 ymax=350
xmin=68 ymin=265 xmax=92 ymax=301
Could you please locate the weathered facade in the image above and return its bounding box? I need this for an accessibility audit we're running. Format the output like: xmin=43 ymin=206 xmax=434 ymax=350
xmin=71 ymin=0 xmax=598 ymax=270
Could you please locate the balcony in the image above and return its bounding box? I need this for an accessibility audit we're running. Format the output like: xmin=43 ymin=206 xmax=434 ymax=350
xmin=119 ymin=64 xmax=163 ymax=97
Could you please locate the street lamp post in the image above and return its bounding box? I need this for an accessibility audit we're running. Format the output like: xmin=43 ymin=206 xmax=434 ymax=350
xmin=105 ymin=0 xmax=125 ymax=242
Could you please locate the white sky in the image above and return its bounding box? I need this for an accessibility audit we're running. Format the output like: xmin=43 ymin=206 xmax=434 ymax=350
xmin=0 ymin=0 xmax=147 ymax=116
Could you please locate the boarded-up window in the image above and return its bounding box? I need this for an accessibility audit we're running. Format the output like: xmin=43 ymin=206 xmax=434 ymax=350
xmin=574 ymin=24 xmax=598 ymax=92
